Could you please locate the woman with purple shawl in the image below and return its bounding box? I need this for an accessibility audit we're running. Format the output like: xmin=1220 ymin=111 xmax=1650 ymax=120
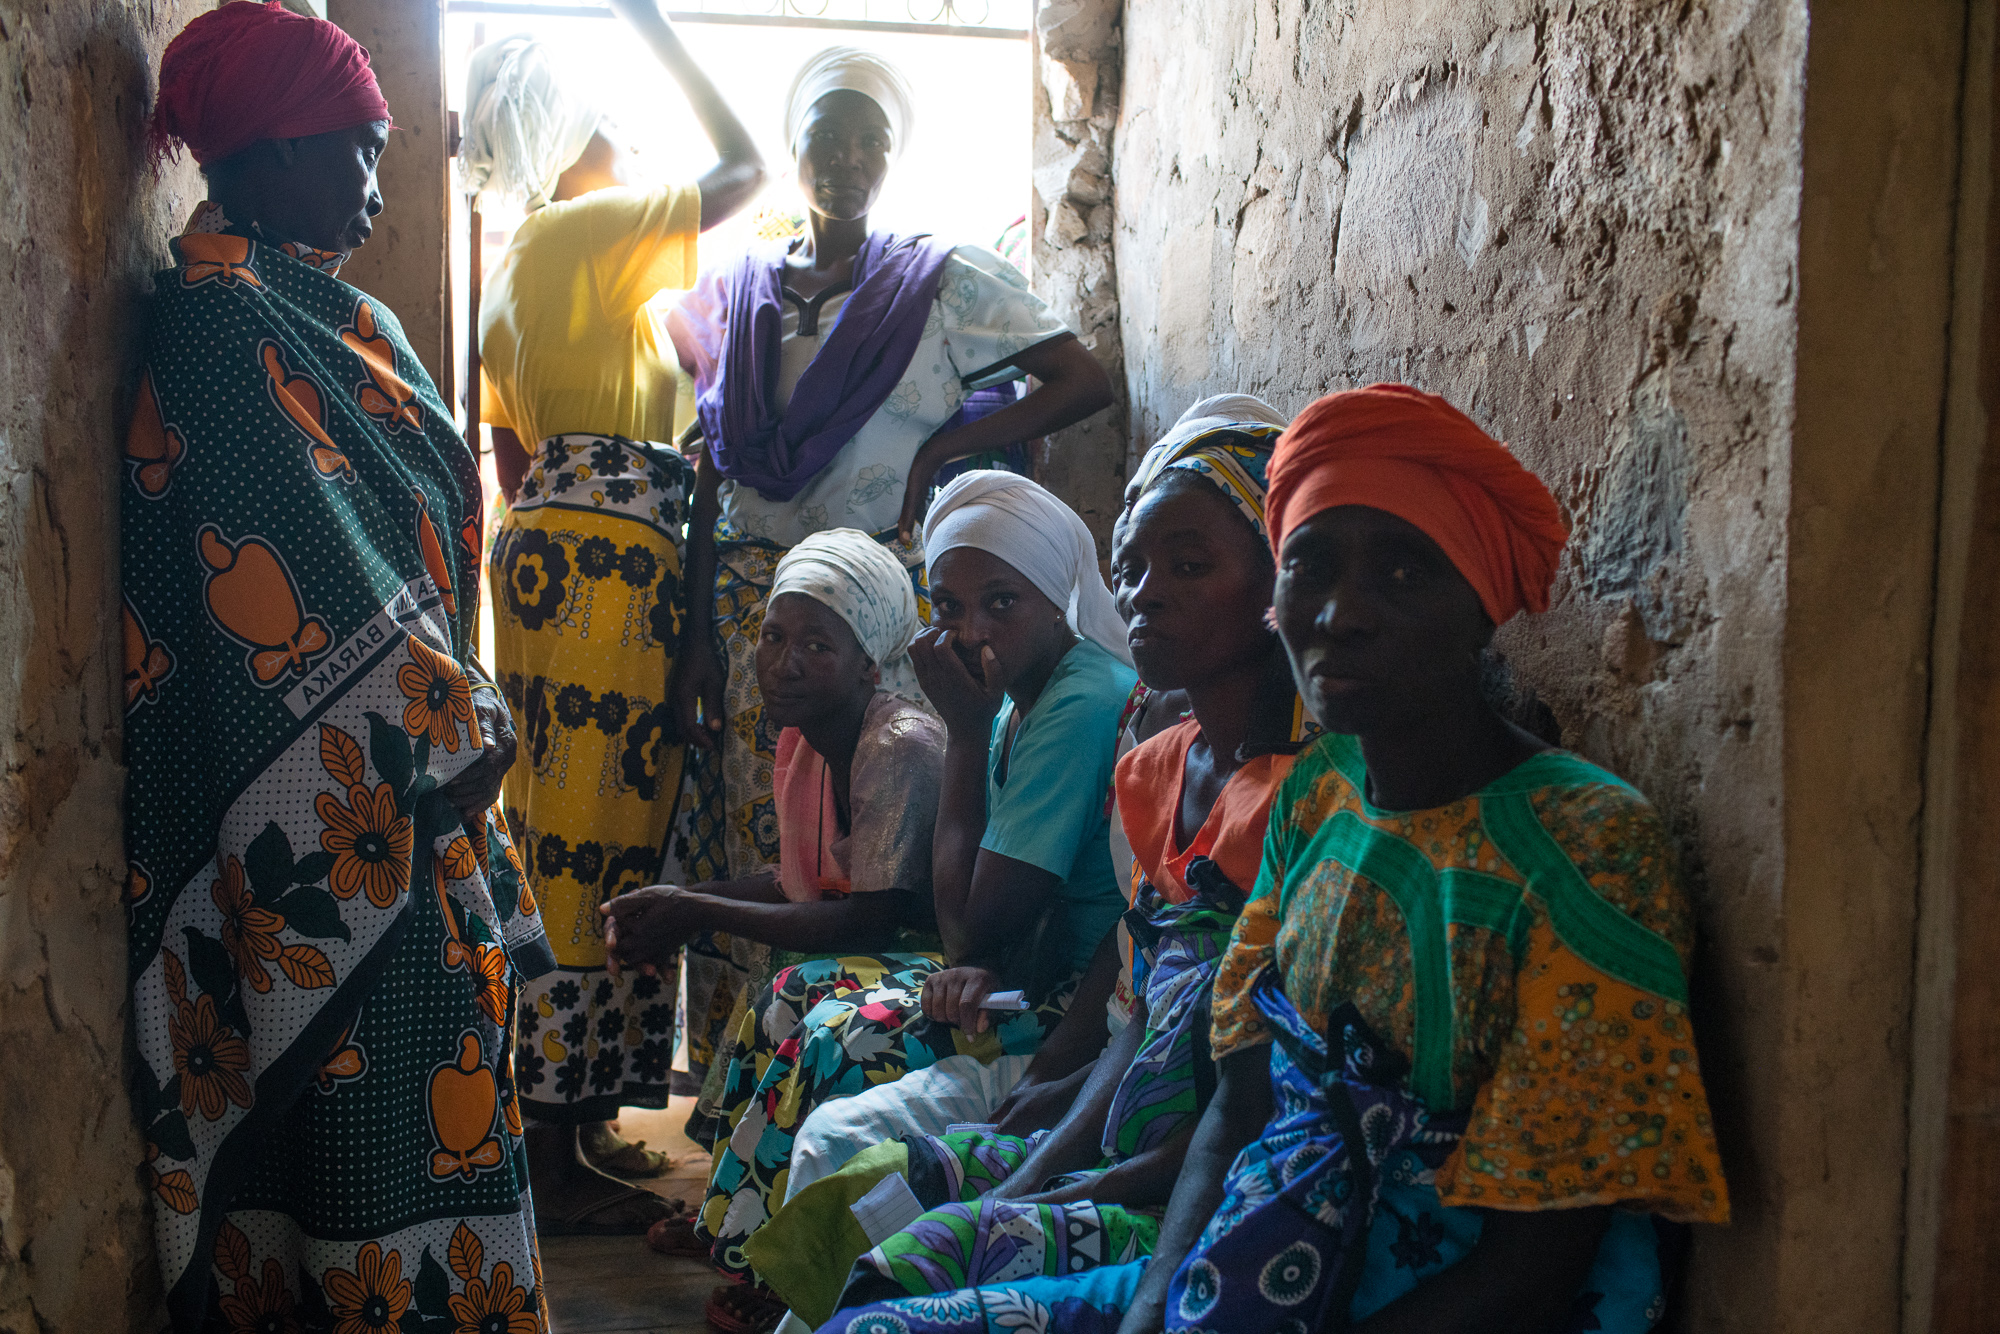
xmin=660 ymin=46 xmax=1113 ymax=1129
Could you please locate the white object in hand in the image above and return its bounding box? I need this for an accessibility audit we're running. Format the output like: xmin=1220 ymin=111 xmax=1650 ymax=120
xmin=850 ymin=1171 xmax=926 ymax=1247
xmin=981 ymin=990 xmax=1029 ymax=1011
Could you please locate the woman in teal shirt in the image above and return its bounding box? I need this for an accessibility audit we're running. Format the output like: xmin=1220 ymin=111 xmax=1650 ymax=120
xmin=668 ymin=473 xmax=1134 ymax=1331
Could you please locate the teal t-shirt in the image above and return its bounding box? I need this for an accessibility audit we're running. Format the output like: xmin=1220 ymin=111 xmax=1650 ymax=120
xmin=981 ymin=637 xmax=1139 ymax=972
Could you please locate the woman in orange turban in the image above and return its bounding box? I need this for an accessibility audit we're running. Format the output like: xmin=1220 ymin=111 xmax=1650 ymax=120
xmin=1117 ymin=385 xmax=1730 ymax=1334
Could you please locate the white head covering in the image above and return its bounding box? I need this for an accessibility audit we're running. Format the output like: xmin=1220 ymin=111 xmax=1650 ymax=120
xmin=458 ymin=35 xmax=603 ymax=211
xmin=770 ymin=529 xmax=926 ymax=705
xmin=922 ymin=471 xmax=1134 ymax=667
xmin=783 ymin=46 xmax=915 ymax=160
xmin=1149 ymin=394 xmax=1290 ymax=456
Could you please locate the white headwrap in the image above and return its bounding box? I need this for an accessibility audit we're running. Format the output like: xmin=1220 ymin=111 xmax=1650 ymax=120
xmin=770 ymin=529 xmax=926 ymax=705
xmin=783 ymin=46 xmax=915 ymax=160
xmin=1149 ymin=394 xmax=1290 ymax=455
xmin=922 ymin=471 xmax=1134 ymax=667
xmin=458 ymin=35 xmax=603 ymax=211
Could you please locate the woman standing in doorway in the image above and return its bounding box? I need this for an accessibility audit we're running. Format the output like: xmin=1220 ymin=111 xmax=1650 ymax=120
xmin=665 ymin=45 xmax=1113 ymax=1117
xmin=126 ymin=5 xmax=551 ymax=1327
xmin=466 ymin=0 xmax=764 ymax=1234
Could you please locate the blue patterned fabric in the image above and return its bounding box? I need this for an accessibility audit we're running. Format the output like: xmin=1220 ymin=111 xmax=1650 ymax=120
xmin=1166 ymin=971 xmax=1666 ymax=1333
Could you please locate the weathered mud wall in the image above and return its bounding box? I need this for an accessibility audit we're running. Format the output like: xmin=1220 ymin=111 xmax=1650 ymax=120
xmin=1030 ymin=0 xmax=1127 ymax=547
xmin=0 ymin=2 xmax=206 ymax=1330
xmin=1113 ymin=1 xmax=1963 ymax=1330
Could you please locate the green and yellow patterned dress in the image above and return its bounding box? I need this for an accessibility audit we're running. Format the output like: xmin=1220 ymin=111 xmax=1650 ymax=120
xmin=122 ymin=204 xmax=555 ymax=1332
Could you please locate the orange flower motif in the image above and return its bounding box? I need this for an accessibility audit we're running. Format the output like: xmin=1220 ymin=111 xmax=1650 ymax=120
xmin=443 ymin=836 xmax=479 ymax=881
xmin=212 ymin=854 xmax=285 ymax=993
xmin=322 ymin=1241 xmax=411 ymax=1334
xmin=446 ymin=1260 xmax=537 ymax=1334
xmin=316 ymin=782 xmax=415 ymax=907
xmin=470 ymin=944 xmax=509 ymax=1026
xmin=170 ymin=992 xmax=253 ymax=1121
xmin=142 ymin=1141 xmax=197 ymax=1215
xmin=217 ymin=1256 xmax=302 ymax=1334
xmin=398 ymin=636 xmax=478 ymax=752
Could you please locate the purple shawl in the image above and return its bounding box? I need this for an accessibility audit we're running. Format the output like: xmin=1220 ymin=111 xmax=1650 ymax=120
xmin=681 ymin=231 xmax=955 ymax=503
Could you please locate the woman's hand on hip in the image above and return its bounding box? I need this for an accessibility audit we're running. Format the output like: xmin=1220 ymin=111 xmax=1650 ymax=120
xmin=441 ymin=689 xmax=518 ymax=824
xmin=600 ymin=885 xmax=704 ymax=978
xmin=908 ymin=628 xmax=1005 ymax=738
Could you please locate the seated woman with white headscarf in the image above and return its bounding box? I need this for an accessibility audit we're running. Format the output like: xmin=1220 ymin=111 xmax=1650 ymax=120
xmin=647 ymin=475 xmax=1137 ymax=1334
xmin=663 ymin=47 xmax=1115 ymax=1132
xmin=462 ymin=0 xmax=763 ymax=1231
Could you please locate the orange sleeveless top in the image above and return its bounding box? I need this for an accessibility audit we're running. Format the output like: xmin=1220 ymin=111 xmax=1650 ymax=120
xmin=1113 ymin=718 xmax=1295 ymax=905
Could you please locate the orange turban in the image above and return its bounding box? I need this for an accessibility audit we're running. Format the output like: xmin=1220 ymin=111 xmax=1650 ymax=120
xmin=1266 ymin=384 xmax=1568 ymax=624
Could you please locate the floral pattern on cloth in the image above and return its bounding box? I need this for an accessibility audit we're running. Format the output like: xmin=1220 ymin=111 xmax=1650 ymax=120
xmin=1167 ymin=977 xmax=1667 ymax=1333
xmin=694 ymin=954 xmax=1070 ymax=1285
xmin=836 ymin=1198 xmax=1156 ymax=1324
xmin=124 ymin=206 xmax=552 ymax=1330
xmin=1103 ymin=860 xmax=1246 ymax=1160
xmin=773 ymin=863 xmax=1246 ymax=1330
xmin=1209 ymin=732 xmax=1730 ymax=1225
xmin=823 ymin=1263 xmax=1146 ymax=1334
xmin=714 ymin=245 xmax=1072 ymax=549
xmin=492 ymin=432 xmax=691 ymax=1122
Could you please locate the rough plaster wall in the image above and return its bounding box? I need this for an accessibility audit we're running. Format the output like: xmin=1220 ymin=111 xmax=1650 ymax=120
xmin=1031 ymin=0 xmax=1127 ymax=549
xmin=1116 ymin=1 xmax=1834 ymax=1329
xmin=0 ymin=2 xmax=207 ymax=1330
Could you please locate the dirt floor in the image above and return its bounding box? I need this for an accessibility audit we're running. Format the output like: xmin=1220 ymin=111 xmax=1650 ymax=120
xmin=542 ymin=1098 xmax=720 ymax=1334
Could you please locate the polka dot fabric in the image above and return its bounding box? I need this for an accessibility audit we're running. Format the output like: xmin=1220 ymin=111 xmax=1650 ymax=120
xmin=122 ymin=205 xmax=553 ymax=1331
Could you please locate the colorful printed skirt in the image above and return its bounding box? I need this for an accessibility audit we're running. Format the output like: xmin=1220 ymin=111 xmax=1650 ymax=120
xmin=794 ymin=873 xmax=1243 ymax=1333
xmin=198 ymin=848 xmax=549 ymax=1331
xmin=823 ymin=1207 xmax=1153 ymax=1334
xmin=491 ymin=433 xmax=689 ymax=1123
xmin=1166 ymin=976 xmax=1667 ymax=1333
xmin=694 ymin=953 xmax=1068 ymax=1285
xmin=663 ymin=528 xmax=929 ymax=1104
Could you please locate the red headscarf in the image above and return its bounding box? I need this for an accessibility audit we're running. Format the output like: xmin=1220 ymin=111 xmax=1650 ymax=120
xmin=152 ymin=2 xmax=393 ymax=167
xmin=1266 ymin=384 xmax=1569 ymax=624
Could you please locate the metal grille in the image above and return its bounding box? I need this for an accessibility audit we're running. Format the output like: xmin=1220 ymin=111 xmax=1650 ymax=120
xmin=444 ymin=0 xmax=1029 ymax=39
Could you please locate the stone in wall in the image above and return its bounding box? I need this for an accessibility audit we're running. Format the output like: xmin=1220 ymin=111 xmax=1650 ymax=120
xmin=0 ymin=3 xmax=208 ymax=1331
xmin=1030 ymin=0 xmax=1126 ymax=551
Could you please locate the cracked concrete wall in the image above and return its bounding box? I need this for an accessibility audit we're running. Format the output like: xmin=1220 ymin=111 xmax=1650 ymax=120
xmin=1116 ymin=1 xmax=1966 ymax=1331
xmin=0 ymin=2 xmax=207 ymax=1331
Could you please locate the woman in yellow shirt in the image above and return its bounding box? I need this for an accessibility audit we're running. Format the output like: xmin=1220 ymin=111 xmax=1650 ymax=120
xmin=464 ymin=0 xmax=763 ymax=1234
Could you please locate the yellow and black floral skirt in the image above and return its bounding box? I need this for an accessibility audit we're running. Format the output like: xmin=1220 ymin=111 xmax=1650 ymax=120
xmin=492 ymin=433 xmax=690 ymax=1123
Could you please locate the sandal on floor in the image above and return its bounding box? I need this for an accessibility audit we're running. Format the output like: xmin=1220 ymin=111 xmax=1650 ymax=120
xmin=705 ymin=1284 xmax=788 ymax=1334
xmin=586 ymin=1136 xmax=675 ymax=1179
xmin=645 ymin=1215 xmax=710 ymax=1258
xmin=537 ymin=1186 xmax=683 ymax=1237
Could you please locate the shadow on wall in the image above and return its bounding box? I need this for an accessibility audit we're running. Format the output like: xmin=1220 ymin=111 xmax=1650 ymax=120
xmin=0 ymin=3 xmax=209 ymax=1333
